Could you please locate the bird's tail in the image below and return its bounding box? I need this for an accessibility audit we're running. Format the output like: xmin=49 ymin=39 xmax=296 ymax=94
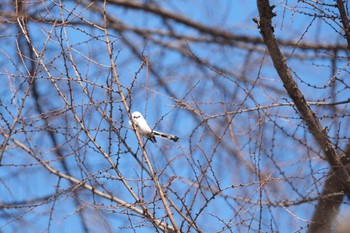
xmin=153 ymin=131 xmax=179 ymax=142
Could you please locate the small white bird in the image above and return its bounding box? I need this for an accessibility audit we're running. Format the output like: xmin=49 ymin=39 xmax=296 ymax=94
xmin=129 ymin=111 xmax=179 ymax=143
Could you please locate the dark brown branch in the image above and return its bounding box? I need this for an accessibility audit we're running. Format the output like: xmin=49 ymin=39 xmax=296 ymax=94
xmin=103 ymin=0 xmax=348 ymax=52
xmin=336 ymin=0 xmax=350 ymax=52
xmin=4 ymin=3 xmax=347 ymax=53
xmin=257 ymin=0 xmax=345 ymax=171
xmin=308 ymin=143 xmax=350 ymax=232
xmin=257 ymin=0 xmax=350 ymax=229
xmin=308 ymin=172 xmax=344 ymax=233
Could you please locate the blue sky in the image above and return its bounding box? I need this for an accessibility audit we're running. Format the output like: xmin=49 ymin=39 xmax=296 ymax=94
xmin=1 ymin=0 xmax=350 ymax=232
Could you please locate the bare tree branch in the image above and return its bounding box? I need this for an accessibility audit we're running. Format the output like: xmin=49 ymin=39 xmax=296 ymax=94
xmin=257 ymin=0 xmax=349 ymax=181
xmin=1 ymin=1 xmax=350 ymax=232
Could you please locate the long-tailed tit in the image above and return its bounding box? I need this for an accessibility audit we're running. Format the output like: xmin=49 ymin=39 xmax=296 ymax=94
xmin=129 ymin=111 xmax=179 ymax=143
